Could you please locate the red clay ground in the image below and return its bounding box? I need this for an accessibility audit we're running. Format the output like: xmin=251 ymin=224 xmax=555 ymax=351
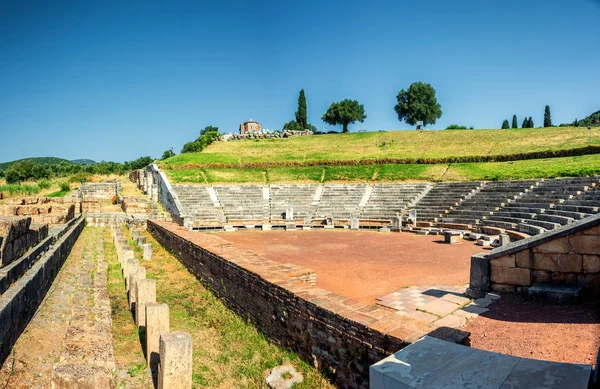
xmin=216 ymin=229 xmax=485 ymax=304
xmin=465 ymin=295 xmax=600 ymax=367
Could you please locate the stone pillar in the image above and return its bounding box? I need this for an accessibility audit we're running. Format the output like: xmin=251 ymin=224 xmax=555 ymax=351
xmin=137 ymin=236 xmax=147 ymax=247
xmin=350 ymin=217 xmax=359 ymax=230
xmin=146 ymin=303 xmax=170 ymax=368
xmin=466 ymin=253 xmax=491 ymax=298
xmin=125 ymin=258 xmax=139 ymax=281
xmin=158 ymin=332 xmax=193 ymax=389
xmin=132 ymin=230 xmax=141 ymax=240
xmin=151 ymin=185 xmax=159 ymax=202
xmin=391 ymin=216 xmax=402 ymax=232
xmin=143 ymin=243 xmax=153 ymax=260
xmin=499 ymin=233 xmax=510 ymax=246
xmin=135 ymin=279 xmax=156 ymax=327
xmin=128 ymin=266 xmax=146 ymax=309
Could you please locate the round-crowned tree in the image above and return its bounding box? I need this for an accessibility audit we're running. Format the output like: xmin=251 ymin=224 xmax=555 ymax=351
xmin=321 ymin=99 xmax=366 ymax=133
xmin=394 ymin=82 xmax=442 ymax=128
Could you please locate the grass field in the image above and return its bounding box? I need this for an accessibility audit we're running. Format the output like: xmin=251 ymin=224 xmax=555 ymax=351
xmin=165 ymin=153 xmax=600 ymax=184
xmin=160 ymin=127 xmax=600 ymax=167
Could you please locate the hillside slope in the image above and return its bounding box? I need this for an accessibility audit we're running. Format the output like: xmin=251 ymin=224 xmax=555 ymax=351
xmin=160 ymin=126 xmax=600 ymax=167
xmin=0 ymin=157 xmax=96 ymax=170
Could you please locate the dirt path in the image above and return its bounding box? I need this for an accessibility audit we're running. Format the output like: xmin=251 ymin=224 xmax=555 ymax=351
xmin=0 ymin=227 xmax=115 ymax=388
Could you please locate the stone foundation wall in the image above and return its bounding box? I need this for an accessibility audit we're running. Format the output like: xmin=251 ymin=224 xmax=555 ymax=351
xmin=80 ymin=181 xmax=119 ymax=200
xmin=0 ymin=216 xmax=84 ymax=365
xmin=0 ymin=197 xmax=77 ymax=224
xmin=85 ymin=212 xmax=147 ymax=229
xmin=469 ymin=214 xmax=600 ymax=299
xmin=147 ymin=220 xmax=418 ymax=389
xmin=121 ymin=197 xmax=150 ymax=214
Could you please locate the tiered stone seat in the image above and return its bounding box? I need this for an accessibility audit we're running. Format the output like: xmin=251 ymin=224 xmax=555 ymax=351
xmin=214 ymin=185 xmax=267 ymax=223
xmin=360 ymin=184 xmax=429 ymax=219
xmin=269 ymin=185 xmax=317 ymax=222
xmin=411 ymin=182 xmax=482 ymax=222
xmin=555 ymin=178 xmax=600 ymax=214
xmin=172 ymin=185 xmax=220 ymax=226
xmin=443 ymin=180 xmax=538 ymax=226
xmin=314 ymin=184 xmax=366 ymax=221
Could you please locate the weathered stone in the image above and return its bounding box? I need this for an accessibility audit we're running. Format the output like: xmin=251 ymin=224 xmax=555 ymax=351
xmin=146 ymin=303 xmax=169 ymax=368
xmin=135 ymin=279 xmax=156 ymax=327
xmin=468 ymin=253 xmax=490 ymax=294
xmin=132 ymin=230 xmax=141 ymax=240
xmin=137 ymin=236 xmax=146 ymax=246
xmin=142 ymin=243 xmax=153 ymax=260
xmin=490 ymin=254 xmax=515 ymax=268
xmin=533 ymin=253 xmax=558 ymax=272
xmin=266 ymin=364 xmax=304 ymax=389
xmin=491 ymin=266 xmax=531 ymax=286
xmin=533 ymin=236 xmax=569 ymax=254
xmin=557 ymin=254 xmax=583 ymax=273
xmin=532 ymin=270 xmax=552 ymax=284
xmin=515 ymin=250 xmax=532 ymax=268
xmin=158 ymin=332 xmax=193 ymax=389
xmin=583 ymin=255 xmax=600 ymax=273
xmin=421 ymin=299 xmax=459 ymax=317
xmin=570 ymin=234 xmax=600 ymax=254
xmin=128 ymin=266 xmax=146 ymax=309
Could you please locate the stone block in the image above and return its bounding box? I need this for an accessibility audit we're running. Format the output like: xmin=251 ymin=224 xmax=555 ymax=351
xmin=135 ymin=279 xmax=156 ymax=327
xmin=491 ymin=266 xmax=531 ymax=286
xmin=137 ymin=236 xmax=147 ymax=246
xmin=158 ymin=332 xmax=193 ymax=389
xmin=490 ymin=254 xmax=515 ymax=268
xmin=557 ymin=254 xmax=583 ymax=273
xmin=533 ymin=253 xmax=558 ymax=272
xmin=570 ymin=234 xmax=600 ymax=254
xmin=583 ymin=255 xmax=600 ymax=273
xmin=128 ymin=266 xmax=146 ymax=309
xmin=146 ymin=303 xmax=169 ymax=368
xmin=532 ymin=270 xmax=552 ymax=284
xmin=132 ymin=230 xmax=141 ymax=240
xmin=143 ymin=243 xmax=153 ymax=260
xmin=421 ymin=299 xmax=458 ymax=317
xmin=468 ymin=253 xmax=490 ymax=293
xmin=533 ymin=237 xmax=569 ymax=254
xmin=515 ymin=250 xmax=532 ymax=268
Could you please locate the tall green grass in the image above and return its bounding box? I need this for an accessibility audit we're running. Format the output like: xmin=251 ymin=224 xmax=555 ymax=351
xmin=0 ymin=183 xmax=41 ymax=195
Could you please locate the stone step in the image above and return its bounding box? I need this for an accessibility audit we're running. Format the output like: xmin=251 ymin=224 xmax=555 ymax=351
xmin=528 ymin=284 xmax=582 ymax=304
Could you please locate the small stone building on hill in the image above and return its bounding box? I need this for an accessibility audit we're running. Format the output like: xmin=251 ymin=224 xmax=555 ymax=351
xmin=239 ymin=120 xmax=261 ymax=135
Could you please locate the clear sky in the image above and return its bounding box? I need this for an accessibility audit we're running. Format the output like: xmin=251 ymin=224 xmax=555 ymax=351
xmin=1 ymin=0 xmax=599 ymax=163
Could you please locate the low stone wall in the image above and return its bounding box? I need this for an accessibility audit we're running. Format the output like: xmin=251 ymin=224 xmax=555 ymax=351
xmin=0 ymin=216 xmax=50 ymax=268
xmin=85 ymin=212 xmax=148 ymax=229
xmin=147 ymin=220 xmax=424 ymax=389
xmin=0 ymin=216 xmax=84 ymax=365
xmin=121 ymin=197 xmax=150 ymax=214
xmin=0 ymin=197 xmax=76 ymax=224
xmin=147 ymin=164 xmax=189 ymax=226
xmin=468 ymin=213 xmax=600 ymax=299
xmin=80 ymin=181 xmax=120 ymax=200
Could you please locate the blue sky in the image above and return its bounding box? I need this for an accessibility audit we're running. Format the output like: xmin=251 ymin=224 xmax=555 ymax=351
xmin=1 ymin=0 xmax=599 ymax=162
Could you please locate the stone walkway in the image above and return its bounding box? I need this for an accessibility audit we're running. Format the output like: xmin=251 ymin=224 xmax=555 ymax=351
xmin=0 ymin=227 xmax=115 ymax=388
xmin=377 ymin=285 xmax=498 ymax=329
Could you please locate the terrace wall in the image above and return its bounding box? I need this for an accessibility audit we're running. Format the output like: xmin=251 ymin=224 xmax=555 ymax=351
xmin=147 ymin=220 xmax=420 ymax=389
xmin=468 ymin=213 xmax=600 ymax=298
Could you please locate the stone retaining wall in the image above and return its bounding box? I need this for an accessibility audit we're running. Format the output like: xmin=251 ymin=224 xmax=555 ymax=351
xmin=147 ymin=220 xmax=423 ymax=389
xmin=0 ymin=197 xmax=77 ymax=224
xmin=0 ymin=216 xmax=49 ymax=268
xmin=80 ymin=181 xmax=120 ymax=200
xmin=0 ymin=216 xmax=84 ymax=365
xmin=468 ymin=213 xmax=600 ymax=299
xmin=85 ymin=212 xmax=147 ymax=229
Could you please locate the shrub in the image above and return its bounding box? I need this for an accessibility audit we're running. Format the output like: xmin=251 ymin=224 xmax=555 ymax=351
xmin=445 ymin=124 xmax=468 ymax=130
xmin=5 ymin=169 xmax=21 ymax=184
xmin=111 ymin=195 xmax=119 ymax=205
xmin=59 ymin=181 xmax=71 ymax=192
xmin=38 ymin=179 xmax=51 ymax=189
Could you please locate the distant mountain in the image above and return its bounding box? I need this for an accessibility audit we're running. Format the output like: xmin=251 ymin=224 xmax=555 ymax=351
xmin=71 ymin=159 xmax=96 ymax=165
xmin=0 ymin=157 xmax=96 ymax=170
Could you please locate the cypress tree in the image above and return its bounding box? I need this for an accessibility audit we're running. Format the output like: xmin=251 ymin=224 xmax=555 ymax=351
xmin=512 ymin=115 xmax=518 ymax=129
xmin=522 ymin=117 xmax=529 ymax=128
xmin=295 ymin=89 xmax=307 ymax=129
xmin=529 ymin=116 xmax=534 ymax=128
xmin=544 ymin=105 xmax=552 ymax=127
xmin=501 ymin=119 xmax=510 ymax=129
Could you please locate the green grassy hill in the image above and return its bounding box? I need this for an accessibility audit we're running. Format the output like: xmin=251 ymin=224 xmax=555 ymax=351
xmin=159 ymin=126 xmax=600 ymax=183
xmin=0 ymin=157 xmax=96 ymax=170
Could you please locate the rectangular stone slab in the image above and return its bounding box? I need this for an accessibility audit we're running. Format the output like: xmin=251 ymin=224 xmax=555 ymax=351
xmin=370 ymin=336 xmax=591 ymax=389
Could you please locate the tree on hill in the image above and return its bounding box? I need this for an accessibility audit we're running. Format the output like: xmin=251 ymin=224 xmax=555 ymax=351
xmin=394 ymin=82 xmax=442 ymax=128
xmin=322 ymin=99 xmax=366 ymax=133
xmin=529 ymin=116 xmax=534 ymax=128
xmin=295 ymin=89 xmax=307 ymax=129
xmin=501 ymin=119 xmax=510 ymax=129
xmin=161 ymin=149 xmax=174 ymax=160
xmin=512 ymin=115 xmax=518 ymax=129
xmin=182 ymin=126 xmax=220 ymax=154
xmin=544 ymin=105 xmax=552 ymax=127
xmin=522 ymin=117 xmax=530 ymax=128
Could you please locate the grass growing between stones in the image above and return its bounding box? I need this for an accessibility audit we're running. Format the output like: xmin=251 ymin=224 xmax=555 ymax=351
xmin=103 ymin=229 xmax=154 ymax=388
xmin=135 ymin=230 xmax=335 ymax=389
